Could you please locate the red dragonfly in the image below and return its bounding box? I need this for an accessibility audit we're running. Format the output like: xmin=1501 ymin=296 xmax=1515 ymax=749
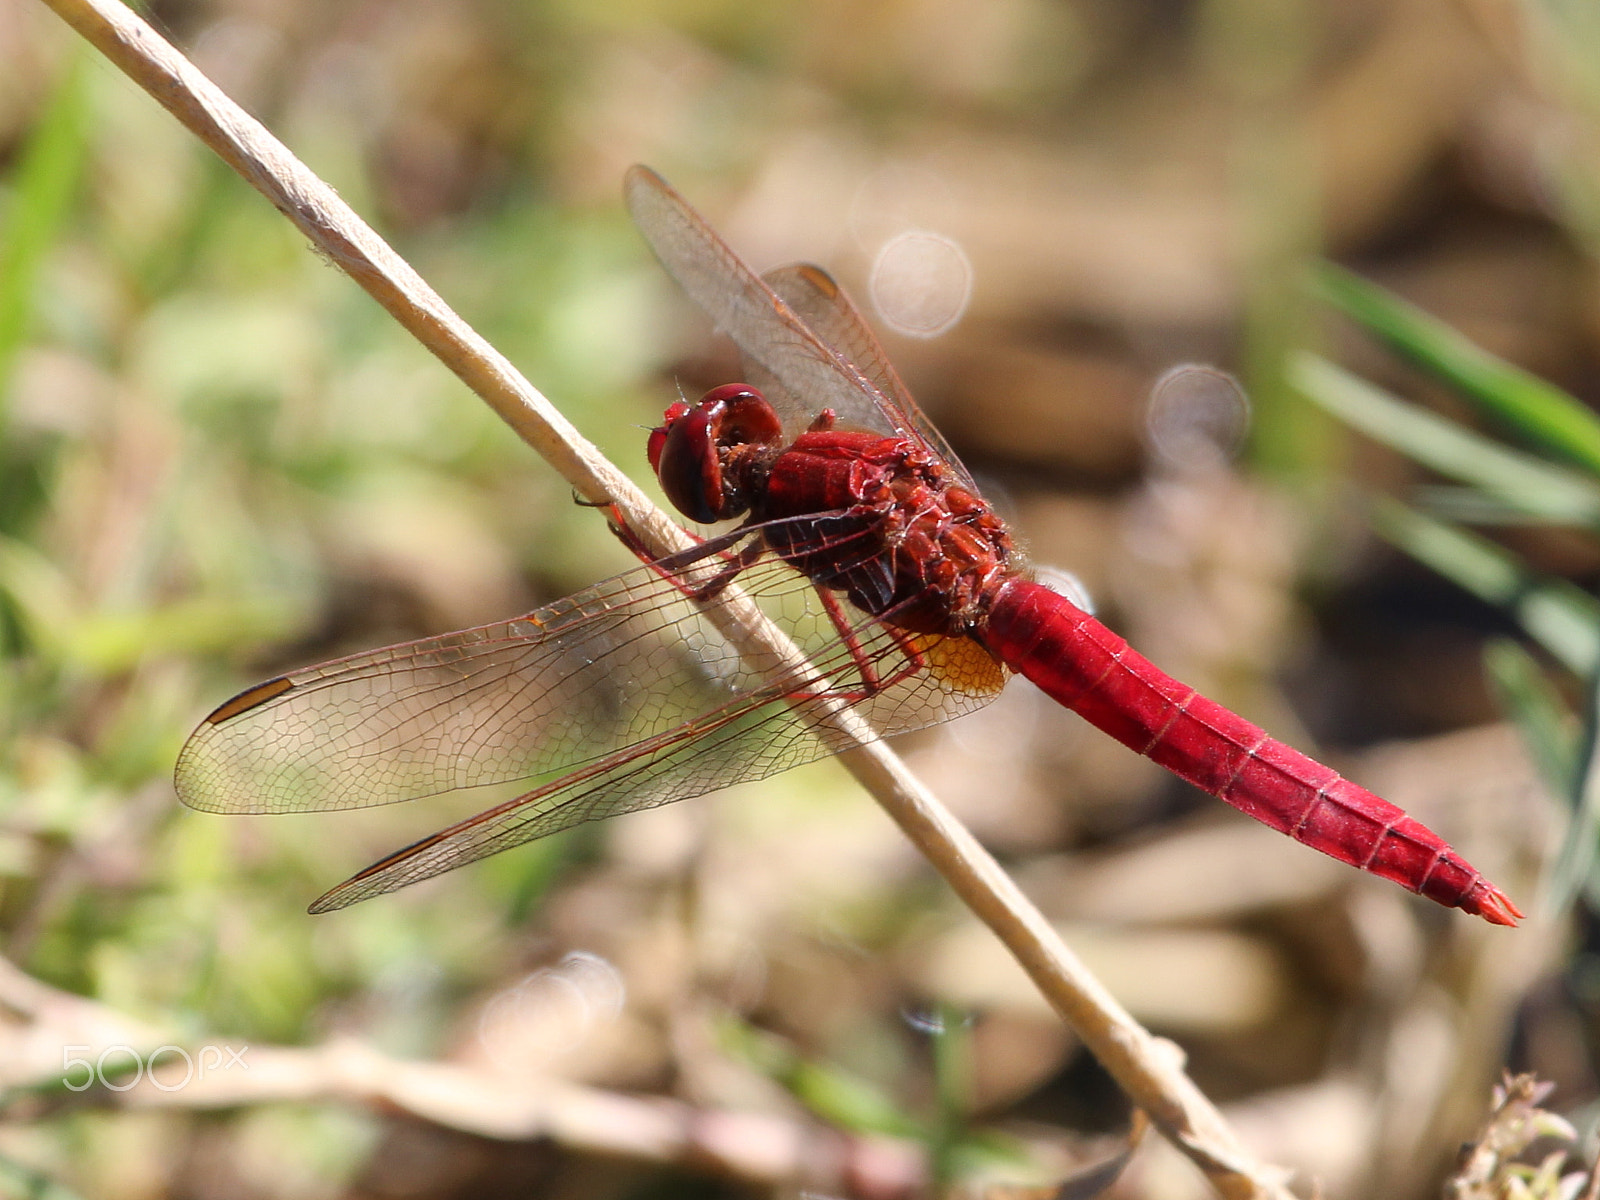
xmin=175 ymin=167 xmax=1520 ymax=925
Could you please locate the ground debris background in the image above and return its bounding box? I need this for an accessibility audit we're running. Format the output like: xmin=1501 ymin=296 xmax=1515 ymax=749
xmin=0 ymin=0 xmax=1593 ymax=1196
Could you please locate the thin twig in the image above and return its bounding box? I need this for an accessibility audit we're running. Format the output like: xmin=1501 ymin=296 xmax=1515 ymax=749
xmin=0 ymin=954 xmax=1141 ymax=1198
xmin=38 ymin=1 xmax=1297 ymax=1195
xmin=0 ymin=951 xmax=914 ymax=1195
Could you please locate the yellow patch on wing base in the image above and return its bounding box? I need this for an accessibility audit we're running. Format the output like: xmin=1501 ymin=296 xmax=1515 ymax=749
xmin=917 ymin=634 xmax=1007 ymax=696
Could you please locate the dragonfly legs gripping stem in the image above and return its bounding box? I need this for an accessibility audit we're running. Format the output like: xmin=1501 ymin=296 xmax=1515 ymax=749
xmin=600 ymin=503 xmax=762 ymax=601
xmin=811 ymin=586 xmax=926 ymax=702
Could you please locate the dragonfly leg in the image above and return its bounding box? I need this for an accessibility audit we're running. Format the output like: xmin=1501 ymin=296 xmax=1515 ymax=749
xmin=605 ymin=516 xmax=767 ymax=605
xmin=813 ymin=586 xmax=926 ymax=700
xmin=596 ymin=503 xmax=765 ymax=592
xmin=596 ymin=504 xmax=703 ymax=559
xmin=674 ymin=539 xmax=767 ymax=603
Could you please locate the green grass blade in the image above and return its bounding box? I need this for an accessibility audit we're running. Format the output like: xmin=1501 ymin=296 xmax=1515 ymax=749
xmin=1482 ymin=638 xmax=1578 ymax=800
xmin=718 ymin=1017 xmax=926 ymax=1140
xmin=1313 ymin=262 xmax=1600 ymax=477
xmin=0 ymin=53 xmax=89 ymax=409
xmin=1292 ymin=355 xmax=1600 ymax=527
xmin=928 ymin=1004 xmax=973 ymax=1193
xmin=1409 ymin=486 xmax=1587 ymax=526
xmin=1371 ymin=499 xmax=1600 ymax=675
xmin=1546 ymin=666 xmax=1600 ymax=915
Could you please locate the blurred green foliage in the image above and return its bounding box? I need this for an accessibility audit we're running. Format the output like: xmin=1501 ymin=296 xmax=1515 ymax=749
xmin=0 ymin=15 xmax=676 ymax=1185
xmin=1302 ymin=267 xmax=1600 ymax=915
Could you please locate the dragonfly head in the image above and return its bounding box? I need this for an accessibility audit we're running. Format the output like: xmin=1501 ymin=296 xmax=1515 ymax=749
xmin=650 ymin=384 xmax=783 ymax=523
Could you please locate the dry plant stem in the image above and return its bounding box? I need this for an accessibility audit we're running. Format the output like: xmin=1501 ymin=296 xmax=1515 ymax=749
xmin=0 ymin=950 xmax=1144 ymax=1197
xmin=40 ymin=1 xmax=1294 ymax=1196
xmin=140 ymin=1041 xmax=930 ymax=1195
xmin=0 ymin=953 xmax=911 ymax=1194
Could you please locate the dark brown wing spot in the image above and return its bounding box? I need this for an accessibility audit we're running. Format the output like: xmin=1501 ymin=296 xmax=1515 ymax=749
xmin=794 ymin=262 xmax=840 ymax=298
xmin=307 ymin=829 xmax=452 ymax=914
xmin=205 ymin=676 xmax=295 ymax=724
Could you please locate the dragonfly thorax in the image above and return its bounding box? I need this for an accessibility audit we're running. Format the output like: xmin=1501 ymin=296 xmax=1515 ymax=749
xmin=754 ymin=425 xmax=1018 ymax=637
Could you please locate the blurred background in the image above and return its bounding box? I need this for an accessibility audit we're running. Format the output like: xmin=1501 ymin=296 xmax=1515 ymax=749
xmin=0 ymin=0 xmax=1595 ymax=1195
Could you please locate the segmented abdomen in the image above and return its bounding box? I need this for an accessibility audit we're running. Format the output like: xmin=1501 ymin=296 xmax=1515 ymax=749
xmin=980 ymin=578 xmax=1519 ymax=925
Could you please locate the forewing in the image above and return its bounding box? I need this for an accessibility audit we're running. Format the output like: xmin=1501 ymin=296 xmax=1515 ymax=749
xmin=176 ymin=520 xmax=1004 ymax=830
xmin=176 ymin=528 xmax=766 ymax=815
xmin=759 ymin=262 xmax=977 ymax=492
xmin=624 ymin=165 xmax=897 ymax=441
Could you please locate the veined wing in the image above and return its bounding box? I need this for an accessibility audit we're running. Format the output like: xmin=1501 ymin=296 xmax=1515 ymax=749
xmin=307 ymin=616 xmax=1003 ymax=912
xmin=758 ymin=262 xmax=977 ymax=494
xmin=625 ymin=165 xmax=904 ymax=443
xmin=176 ymin=519 xmax=1005 ymax=897
xmin=175 ymin=525 xmax=816 ymax=814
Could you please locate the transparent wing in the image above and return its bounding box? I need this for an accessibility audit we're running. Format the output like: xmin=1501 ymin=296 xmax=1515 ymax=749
xmin=625 ymin=165 xmax=907 ymax=442
xmin=757 ymin=262 xmax=977 ymax=493
xmin=308 ymin=618 xmax=1003 ymax=912
xmin=175 ymin=518 xmax=1006 ymax=908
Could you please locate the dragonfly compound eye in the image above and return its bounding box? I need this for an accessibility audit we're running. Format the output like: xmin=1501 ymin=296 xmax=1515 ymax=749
xmin=655 ymin=404 xmax=724 ymax=523
xmin=653 ymin=386 xmax=782 ymax=524
xmin=647 ymin=401 xmax=694 ymax=476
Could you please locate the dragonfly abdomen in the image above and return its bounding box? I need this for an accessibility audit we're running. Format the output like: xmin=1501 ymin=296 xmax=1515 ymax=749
xmin=980 ymin=577 xmax=1520 ymax=926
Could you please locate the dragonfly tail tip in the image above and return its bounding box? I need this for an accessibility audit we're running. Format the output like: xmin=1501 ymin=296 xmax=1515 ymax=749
xmin=1466 ymin=882 xmax=1523 ymax=928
